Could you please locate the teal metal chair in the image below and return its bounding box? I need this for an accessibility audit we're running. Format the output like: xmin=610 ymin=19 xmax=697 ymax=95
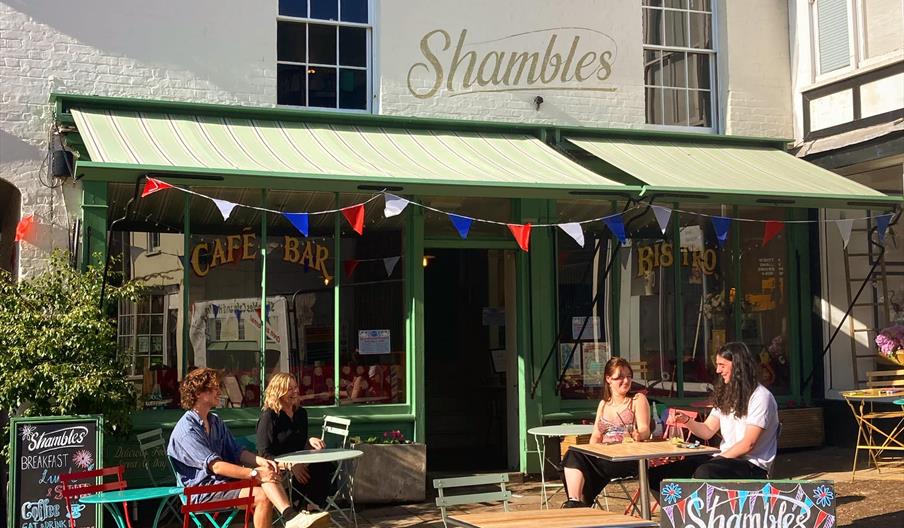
xmin=137 ymin=428 xmax=182 ymax=523
xmin=433 ymin=473 xmax=511 ymax=528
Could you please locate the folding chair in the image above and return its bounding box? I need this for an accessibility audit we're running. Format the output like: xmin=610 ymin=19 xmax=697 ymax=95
xmin=433 ymin=473 xmax=511 ymax=528
xmin=291 ymin=415 xmax=357 ymax=527
xmin=181 ymin=478 xmax=256 ymax=528
xmin=622 ymin=408 xmax=698 ymax=516
xmin=61 ymin=465 xmax=132 ymax=528
xmin=137 ymin=429 xmax=181 ymax=522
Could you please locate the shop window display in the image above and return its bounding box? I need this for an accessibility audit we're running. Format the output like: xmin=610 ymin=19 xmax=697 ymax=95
xmin=338 ymin=193 xmax=406 ymax=405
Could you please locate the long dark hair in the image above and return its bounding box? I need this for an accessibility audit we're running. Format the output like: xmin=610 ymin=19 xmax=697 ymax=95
xmin=712 ymin=342 xmax=760 ymax=417
xmin=601 ymin=357 xmax=634 ymax=402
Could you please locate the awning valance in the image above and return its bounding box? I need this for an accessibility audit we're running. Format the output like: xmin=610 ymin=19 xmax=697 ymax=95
xmin=565 ymin=136 xmax=901 ymax=207
xmin=68 ymin=107 xmax=636 ymax=197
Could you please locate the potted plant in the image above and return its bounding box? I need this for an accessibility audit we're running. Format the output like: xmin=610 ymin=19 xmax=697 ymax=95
xmin=349 ymin=430 xmax=426 ymax=504
xmin=875 ymin=324 xmax=904 ymax=367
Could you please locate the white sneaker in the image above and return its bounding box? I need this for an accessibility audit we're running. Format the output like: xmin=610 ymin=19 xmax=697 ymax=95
xmin=284 ymin=510 xmax=331 ymax=528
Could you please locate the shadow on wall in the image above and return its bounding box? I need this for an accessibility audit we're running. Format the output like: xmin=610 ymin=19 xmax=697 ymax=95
xmin=5 ymin=0 xmax=274 ymax=95
xmin=0 ymin=178 xmax=21 ymax=277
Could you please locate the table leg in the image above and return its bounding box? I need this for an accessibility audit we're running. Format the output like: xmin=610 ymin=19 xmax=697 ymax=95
xmin=151 ymin=496 xmax=169 ymax=528
xmin=638 ymin=459 xmax=651 ymax=520
xmin=102 ymin=503 xmax=128 ymax=528
xmin=534 ymin=434 xmax=547 ymax=509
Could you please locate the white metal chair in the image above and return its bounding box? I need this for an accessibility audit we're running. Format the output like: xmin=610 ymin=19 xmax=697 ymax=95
xmin=433 ymin=473 xmax=511 ymax=528
xmin=291 ymin=415 xmax=356 ymax=527
xmin=137 ymin=428 xmax=182 ymax=523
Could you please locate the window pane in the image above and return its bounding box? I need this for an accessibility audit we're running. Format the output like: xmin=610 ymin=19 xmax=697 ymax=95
xmin=665 ymin=0 xmax=688 ymax=8
xmin=278 ymin=64 xmax=307 ymax=105
xmin=689 ymin=90 xmax=712 ymax=127
xmin=151 ymin=294 xmax=164 ymax=313
xmin=643 ymin=8 xmax=663 ymax=45
xmin=687 ymin=53 xmax=710 ymax=90
xmin=277 ymin=22 xmax=306 ymax=63
xmin=279 ymin=0 xmax=308 ymax=17
xmin=339 ymin=68 xmax=367 ymax=109
xmin=339 ymin=193 xmax=406 ymax=405
xmin=817 ymin=0 xmax=851 ymax=73
xmin=308 ymin=67 xmax=337 ymax=107
xmin=643 ymin=0 xmax=663 ymax=6
xmin=662 ymin=50 xmax=687 ymax=88
xmin=644 ymin=49 xmax=662 ymax=86
xmin=151 ymin=315 xmax=164 ymax=334
xmin=663 ymin=88 xmax=688 ymax=126
xmin=664 ymin=9 xmax=689 ymax=47
xmin=339 ymin=26 xmax=366 ymax=67
xmin=308 ymin=24 xmax=337 ymax=64
xmin=310 ymin=0 xmax=338 ymax=20
xmin=689 ymin=0 xmax=710 ymax=11
xmin=863 ymin=0 xmax=903 ymax=59
xmin=341 ymin=0 xmax=368 ymax=23
xmin=646 ymin=87 xmax=663 ymax=124
xmin=689 ymin=12 xmax=712 ymax=49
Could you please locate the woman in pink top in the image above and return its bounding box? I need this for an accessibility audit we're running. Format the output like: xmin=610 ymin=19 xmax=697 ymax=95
xmin=561 ymin=357 xmax=652 ymax=508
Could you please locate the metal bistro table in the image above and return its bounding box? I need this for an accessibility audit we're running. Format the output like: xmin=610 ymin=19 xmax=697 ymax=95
xmin=449 ymin=508 xmax=658 ymax=528
xmin=840 ymin=388 xmax=904 ymax=479
xmin=275 ymin=448 xmax=364 ymax=527
xmin=79 ymin=486 xmax=183 ymax=528
xmin=571 ymin=440 xmax=719 ymax=520
xmin=528 ymin=424 xmax=594 ymax=509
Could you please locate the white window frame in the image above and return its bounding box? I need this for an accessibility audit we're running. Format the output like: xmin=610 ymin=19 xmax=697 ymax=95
xmin=146 ymin=231 xmax=161 ymax=254
xmin=119 ymin=293 xmax=169 ymax=379
xmin=811 ymin=0 xmax=904 ymax=84
xmin=276 ymin=0 xmax=374 ymax=113
xmin=642 ymin=1 xmax=719 ymax=133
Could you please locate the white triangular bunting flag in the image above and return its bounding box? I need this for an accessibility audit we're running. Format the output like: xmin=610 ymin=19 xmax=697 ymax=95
xmin=383 ymin=256 xmax=401 ymax=277
xmin=384 ymin=194 xmax=409 ymax=218
xmin=211 ymin=198 xmax=237 ymax=221
xmin=558 ymin=222 xmax=585 ymax=247
xmin=836 ymin=219 xmax=853 ymax=249
xmin=652 ymin=205 xmax=672 ymax=234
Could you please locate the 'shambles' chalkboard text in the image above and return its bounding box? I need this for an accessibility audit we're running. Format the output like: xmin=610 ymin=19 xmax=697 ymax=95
xmin=659 ymin=480 xmax=836 ymax=528
xmin=8 ymin=416 xmax=103 ymax=528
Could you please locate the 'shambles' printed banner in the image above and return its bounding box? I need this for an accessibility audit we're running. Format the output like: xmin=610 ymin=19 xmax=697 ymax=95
xmin=659 ymin=480 xmax=836 ymax=528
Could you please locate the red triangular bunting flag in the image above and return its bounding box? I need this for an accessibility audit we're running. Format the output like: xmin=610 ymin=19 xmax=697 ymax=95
xmin=727 ymin=490 xmax=738 ymax=512
xmin=14 ymin=215 xmax=35 ymax=242
xmin=343 ymin=259 xmax=359 ymax=277
xmin=141 ymin=177 xmax=173 ymax=198
xmin=769 ymin=488 xmax=780 ymax=509
xmin=814 ymin=510 xmax=828 ymax=528
xmin=507 ymin=223 xmax=531 ymax=252
xmin=342 ymin=204 xmax=365 ymax=235
xmin=676 ymin=498 xmax=687 ymax=520
xmin=762 ymin=220 xmax=784 ymax=246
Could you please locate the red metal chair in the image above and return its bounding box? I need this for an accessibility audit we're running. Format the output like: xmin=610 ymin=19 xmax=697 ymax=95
xmin=181 ymin=479 xmax=256 ymax=528
xmin=60 ymin=465 xmax=132 ymax=528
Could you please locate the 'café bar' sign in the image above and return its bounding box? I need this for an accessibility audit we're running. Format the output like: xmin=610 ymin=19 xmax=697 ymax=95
xmin=191 ymin=235 xmax=332 ymax=280
xmin=659 ymin=480 xmax=836 ymax=528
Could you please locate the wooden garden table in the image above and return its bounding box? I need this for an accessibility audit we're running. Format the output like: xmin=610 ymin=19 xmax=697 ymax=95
xmin=840 ymin=388 xmax=904 ymax=479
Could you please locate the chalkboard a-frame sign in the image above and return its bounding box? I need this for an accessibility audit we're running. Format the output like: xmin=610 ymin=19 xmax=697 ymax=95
xmin=8 ymin=415 xmax=103 ymax=528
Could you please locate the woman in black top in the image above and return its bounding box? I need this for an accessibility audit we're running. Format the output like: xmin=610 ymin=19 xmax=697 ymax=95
xmin=257 ymin=372 xmax=333 ymax=510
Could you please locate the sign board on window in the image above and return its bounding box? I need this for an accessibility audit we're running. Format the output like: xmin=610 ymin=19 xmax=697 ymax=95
xmin=659 ymin=480 xmax=836 ymax=528
xmin=571 ymin=316 xmax=600 ymax=341
xmin=8 ymin=415 xmax=103 ymax=528
xmin=358 ymin=329 xmax=391 ymax=355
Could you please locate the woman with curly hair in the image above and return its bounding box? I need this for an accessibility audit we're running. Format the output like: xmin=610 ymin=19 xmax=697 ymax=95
xmin=257 ymin=372 xmax=333 ymax=511
xmin=649 ymin=342 xmax=780 ymax=491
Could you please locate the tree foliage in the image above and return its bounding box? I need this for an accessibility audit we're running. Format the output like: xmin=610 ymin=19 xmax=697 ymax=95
xmin=0 ymin=251 xmax=143 ymax=456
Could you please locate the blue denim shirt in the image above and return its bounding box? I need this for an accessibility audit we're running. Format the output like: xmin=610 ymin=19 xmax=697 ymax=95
xmin=167 ymin=409 xmax=245 ymax=488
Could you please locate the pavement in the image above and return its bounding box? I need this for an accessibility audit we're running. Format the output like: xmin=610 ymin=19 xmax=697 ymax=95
xmin=352 ymin=446 xmax=904 ymax=527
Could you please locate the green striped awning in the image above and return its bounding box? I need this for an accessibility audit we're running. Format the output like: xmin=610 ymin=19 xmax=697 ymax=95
xmin=69 ymin=108 xmax=633 ymax=194
xmin=566 ymin=136 xmax=900 ymax=206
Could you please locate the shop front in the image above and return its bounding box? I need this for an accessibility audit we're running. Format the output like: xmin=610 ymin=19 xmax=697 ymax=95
xmin=55 ymin=94 xmax=899 ymax=475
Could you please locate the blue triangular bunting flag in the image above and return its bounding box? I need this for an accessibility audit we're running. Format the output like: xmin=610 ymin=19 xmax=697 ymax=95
xmin=602 ymin=214 xmax=627 ymax=245
xmin=877 ymin=213 xmax=893 ymax=242
xmin=738 ymin=490 xmax=748 ymax=510
xmin=712 ymin=216 xmax=731 ymax=247
xmin=284 ymin=212 xmax=310 ymax=237
xmin=449 ymin=214 xmax=473 ymax=239
xmin=211 ymin=304 xmax=219 ymax=319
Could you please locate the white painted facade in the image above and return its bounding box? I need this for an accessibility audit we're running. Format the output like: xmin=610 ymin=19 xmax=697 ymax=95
xmin=2 ymin=0 xmax=795 ymax=278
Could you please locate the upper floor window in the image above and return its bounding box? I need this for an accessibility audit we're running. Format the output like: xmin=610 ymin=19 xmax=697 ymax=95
xmin=643 ymin=0 xmax=716 ymax=128
xmin=277 ymin=0 xmax=371 ymax=110
xmin=813 ymin=0 xmax=903 ymax=77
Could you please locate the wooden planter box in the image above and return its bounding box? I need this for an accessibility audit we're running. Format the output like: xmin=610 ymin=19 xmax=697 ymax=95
xmin=777 ymin=407 xmax=824 ymax=449
xmin=350 ymin=443 xmax=426 ymax=504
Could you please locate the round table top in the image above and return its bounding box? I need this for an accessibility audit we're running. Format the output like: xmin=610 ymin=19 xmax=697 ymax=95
xmin=841 ymin=388 xmax=904 ymax=402
xmin=80 ymin=486 xmax=183 ymax=504
xmin=894 ymin=398 xmax=904 ymax=405
xmin=274 ymin=447 xmax=363 ymax=464
xmin=528 ymin=424 xmax=594 ymax=436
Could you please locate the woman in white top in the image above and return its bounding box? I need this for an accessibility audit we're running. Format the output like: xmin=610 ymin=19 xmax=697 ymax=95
xmin=650 ymin=342 xmax=779 ymax=488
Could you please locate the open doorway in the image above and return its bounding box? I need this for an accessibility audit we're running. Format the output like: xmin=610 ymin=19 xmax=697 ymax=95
xmin=424 ymin=248 xmax=514 ymax=471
